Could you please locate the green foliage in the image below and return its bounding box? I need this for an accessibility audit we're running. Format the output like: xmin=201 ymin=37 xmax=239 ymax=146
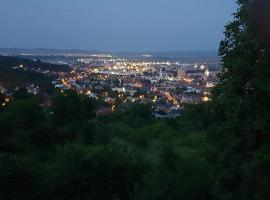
xmin=39 ymin=142 xmax=147 ymax=200
xmin=209 ymin=0 xmax=270 ymax=199
xmin=52 ymin=90 xmax=96 ymax=125
xmin=0 ymin=93 xmax=213 ymax=199
xmin=13 ymin=87 xmax=31 ymax=100
xmin=0 ymin=154 xmax=40 ymax=200
xmin=134 ymin=147 xmax=214 ymax=200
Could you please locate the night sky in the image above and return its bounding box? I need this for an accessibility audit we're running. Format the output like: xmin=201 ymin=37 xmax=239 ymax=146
xmin=0 ymin=0 xmax=237 ymax=52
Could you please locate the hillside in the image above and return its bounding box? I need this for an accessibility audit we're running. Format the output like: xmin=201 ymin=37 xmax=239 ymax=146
xmin=0 ymin=55 xmax=70 ymax=72
xmin=0 ymin=55 xmax=69 ymax=91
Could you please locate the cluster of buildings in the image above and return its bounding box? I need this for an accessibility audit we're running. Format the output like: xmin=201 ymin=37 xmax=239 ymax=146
xmin=0 ymin=53 xmax=220 ymax=118
xmin=0 ymin=83 xmax=42 ymax=107
xmin=0 ymin=62 xmax=65 ymax=107
xmin=52 ymin=55 xmax=219 ymax=118
xmin=12 ymin=63 xmax=63 ymax=77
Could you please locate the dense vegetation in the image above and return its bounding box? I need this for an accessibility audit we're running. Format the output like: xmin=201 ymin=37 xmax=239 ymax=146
xmin=209 ymin=0 xmax=270 ymax=199
xmin=0 ymin=90 xmax=215 ymax=200
xmin=0 ymin=1 xmax=269 ymax=199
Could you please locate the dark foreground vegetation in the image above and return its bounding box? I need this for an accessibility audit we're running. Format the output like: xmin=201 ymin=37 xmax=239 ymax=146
xmin=0 ymin=1 xmax=269 ymax=199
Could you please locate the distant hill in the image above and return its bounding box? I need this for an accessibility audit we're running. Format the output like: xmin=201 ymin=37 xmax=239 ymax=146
xmin=114 ymin=50 xmax=218 ymax=58
xmin=0 ymin=48 xmax=105 ymax=56
xmin=0 ymin=48 xmax=218 ymax=58
xmin=0 ymin=55 xmax=69 ymax=92
xmin=0 ymin=55 xmax=70 ymax=72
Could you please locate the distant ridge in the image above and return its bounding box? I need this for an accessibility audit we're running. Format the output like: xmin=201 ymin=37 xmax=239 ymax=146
xmin=0 ymin=48 xmax=218 ymax=58
xmin=0 ymin=48 xmax=106 ymax=56
xmin=115 ymin=50 xmax=218 ymax=59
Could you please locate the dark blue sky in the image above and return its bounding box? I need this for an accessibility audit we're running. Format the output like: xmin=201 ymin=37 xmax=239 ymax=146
xmin=0 ymin=0 xmax=237 ymax=52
